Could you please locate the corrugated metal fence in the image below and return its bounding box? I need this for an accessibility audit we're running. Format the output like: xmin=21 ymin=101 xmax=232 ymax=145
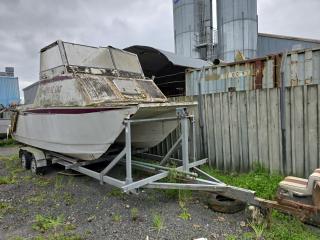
xmin=186 ymin=48 xmax=320 ymax=95
xmin=151 ymin=85 xmax=320 ymax=177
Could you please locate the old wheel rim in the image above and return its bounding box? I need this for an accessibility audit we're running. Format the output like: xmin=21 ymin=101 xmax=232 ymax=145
xmin=31 ymin=159 xmax=36 ymax=173
xmin=21 ymin=154 xmax=27 ymax=168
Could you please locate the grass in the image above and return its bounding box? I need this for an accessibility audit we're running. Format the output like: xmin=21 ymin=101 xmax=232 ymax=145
xmin=178 ymin=191 xmax=191 ymax=221
xmin=0 ymin=202 xmax=14 ymax=218
xmin=33 ymin=233 xmax=83 ymax=240
xmin=108 ymin=188 xmax=124 ymax=197
xmin=248 ymin=221 xmax=266 ymax=240
xmin=10 ymin=233 xmax=84 ymax=240
xmin=32 ymin=214 xmax=64 ymax=233
xmin=202 ymin=164 xmax=320 ymax=239
xmin=0 ymin=138 xmax=17 ymax=147
xmin=26 ymin=193 xmax=46 ymax=205
xmin=264 ymin=211 xmax=319 ymax=240
xmin=179 ymin=209 xmax=191 ymax=221
xmin=0 ymin=154 xmax=28 ymax=185
xmin=225 ymin=235 xmax=237 ymax=240
xmin=0 ymin=175 xmax=16 ymax=184
xmin=201 ymin=164 xmax=283 ymax=200
xmin=62 ymin=192 xmax=75 ymax=206
xmin=54 ymin=175 xmax=65 ymax=191
xmin=130 ymin=207 xmax=139 ymax=221
xmin=11 ymin=214 xmax=82 ymax=240
xmin=112 ymin=212 xmax=122 ymax=222
xmin=152 ymin=213 xmax=165 ymax=232
xmin=161 ymin=168 xmax=194 ymax=200
xmin=33 ymin=176 xmax=52 ymax=187
xmin=3 ymin=154 xmax=21 ymax=171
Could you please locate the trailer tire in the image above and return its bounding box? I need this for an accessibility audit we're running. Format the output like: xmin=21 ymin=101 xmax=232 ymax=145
xmin=207 ymin=194 xmax=246 ymax=214
xmin=30 ymin=157 xmax=44 ymax=175
xmin=19 ymin=150 xmax=31 ymax=170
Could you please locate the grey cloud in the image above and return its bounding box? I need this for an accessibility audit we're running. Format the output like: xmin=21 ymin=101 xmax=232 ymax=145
xmin=0 ymin=0 xmax=174 ymax=94
xmin=258 ymin=0 xmax=320 ymax=39
xmin=0 ymin=0 xmax=319 ymax=97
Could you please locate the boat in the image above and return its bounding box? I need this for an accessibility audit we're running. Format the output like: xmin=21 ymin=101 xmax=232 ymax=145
xmin=12 ymin=40 xmax=194 ymax=160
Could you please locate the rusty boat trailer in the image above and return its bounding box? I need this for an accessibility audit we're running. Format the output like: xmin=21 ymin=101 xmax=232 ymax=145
xmin=19 ymin=107 xmax=319 ymax=226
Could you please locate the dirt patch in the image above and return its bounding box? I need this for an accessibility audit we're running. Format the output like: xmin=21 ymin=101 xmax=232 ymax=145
xmin=0 ymin=148 xmax=247 ymax=240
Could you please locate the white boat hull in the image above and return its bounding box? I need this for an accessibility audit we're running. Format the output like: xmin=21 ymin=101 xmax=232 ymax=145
xmin=13 ymin=107 xmax=137 ymax=160
xmin=116 ymin=103 xmax=190 ymax=148
xmin=12 ymin=103 xmax=195 ymax=161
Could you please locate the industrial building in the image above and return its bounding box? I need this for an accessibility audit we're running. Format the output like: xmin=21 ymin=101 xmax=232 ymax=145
xmin=173 ymin=0 xmax=320 ymax=62
xmin=124 ymin=45 xmax=211 ymax=96
xmin=0 ymin=67 xmax=20 ymax=107
xmin=127 ymin=0 xmax=320 ymax=97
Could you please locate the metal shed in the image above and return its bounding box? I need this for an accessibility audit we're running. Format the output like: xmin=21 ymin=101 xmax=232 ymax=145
xmin=258 ymin=33 xmax=320 ymax=57
xmin=125 ymin=45 xmax=211 ymax=97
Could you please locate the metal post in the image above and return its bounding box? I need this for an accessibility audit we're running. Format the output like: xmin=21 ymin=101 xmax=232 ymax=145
xmin=191 ymin=116 xmax=196 ymax=162
xmin=125 ymin=121 xmax=133 ymax=184
xmin=181 ymin=115 xmax=189 ymax=172
xmin=280 ymin=51 xmax=288 ymax=174
xmin=160 ymin=136 xmax=182 ymax=166
xmin=198 ymin=67 xmax=206 ymax=158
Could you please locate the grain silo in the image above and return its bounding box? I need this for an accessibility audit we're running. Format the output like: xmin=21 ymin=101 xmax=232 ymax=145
xmin=216 ymin=0 xmax=258 ymax=61
xmin=173 ymin=0 xmax=214 ymax=60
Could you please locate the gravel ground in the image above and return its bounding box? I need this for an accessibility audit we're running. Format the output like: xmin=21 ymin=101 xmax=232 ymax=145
xmin=0 ymin=146 xmax=19 ymax=157
xmin=0 ymin=147 xmax=248 ymax=240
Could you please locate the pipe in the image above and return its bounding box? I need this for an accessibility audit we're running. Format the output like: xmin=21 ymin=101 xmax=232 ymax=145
xmin=198 ymin=67 xmax=206 ymax=158
xmin=213 ymin=59 xmax=226 ymax=65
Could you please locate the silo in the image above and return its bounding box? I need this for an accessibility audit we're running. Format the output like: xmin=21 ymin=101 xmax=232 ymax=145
xmin=217 ymin=0 xmax=258 ymax=62
xmin=173 ymin=0 xmax=213 ymax=60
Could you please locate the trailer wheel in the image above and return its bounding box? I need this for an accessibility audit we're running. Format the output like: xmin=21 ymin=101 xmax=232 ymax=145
xmin=207 ymin=194 xmax=246 ymax=214
xmin=19 ymin=150 xmax=31 ymax=170
xmin=30 ymin=157 xmax=44 ymax=175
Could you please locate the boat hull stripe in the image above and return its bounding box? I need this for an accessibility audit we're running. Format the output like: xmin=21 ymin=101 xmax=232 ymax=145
xmin=24 ymin=108 xmax=124 ymax=114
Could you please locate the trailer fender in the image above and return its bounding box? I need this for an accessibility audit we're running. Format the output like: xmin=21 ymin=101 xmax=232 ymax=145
xmin=20 ymin=147 xmax=47 ymax=167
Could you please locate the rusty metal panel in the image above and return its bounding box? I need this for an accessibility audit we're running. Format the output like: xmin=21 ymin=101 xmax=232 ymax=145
xmin=186 ymin=57 xmax=273 ymax=95
xmin=186 ymin=48 xmax=320 ymax=96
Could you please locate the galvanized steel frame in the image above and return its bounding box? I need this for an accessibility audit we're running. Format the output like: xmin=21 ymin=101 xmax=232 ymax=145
xmin=44 ymin=108 xmax=256 ymax=203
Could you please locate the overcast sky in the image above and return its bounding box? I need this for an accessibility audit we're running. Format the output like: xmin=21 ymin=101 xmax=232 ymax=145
xmin=1 ymin=0 xmax=320 ymax=94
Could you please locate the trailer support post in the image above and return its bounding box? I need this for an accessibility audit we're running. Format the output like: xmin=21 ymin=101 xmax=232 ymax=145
xmin=181 ymin=113 xmax=189 ymax=172
xmin=125 ymin=121 xmax=133 ymax=184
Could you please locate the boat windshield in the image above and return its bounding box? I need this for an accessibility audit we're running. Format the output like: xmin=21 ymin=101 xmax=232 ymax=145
xmin=40 ymin=41 xmax=144 ymax=77
xmin=64 ymin=43 xmax=115 ymax=70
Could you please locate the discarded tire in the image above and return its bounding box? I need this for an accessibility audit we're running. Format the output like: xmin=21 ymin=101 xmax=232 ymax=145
xmin=206 ymin=193 xmax=246 ymax=214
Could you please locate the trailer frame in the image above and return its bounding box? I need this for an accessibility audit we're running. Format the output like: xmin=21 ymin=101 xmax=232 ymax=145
xmin=18 ymin=107 xmax=257 ymax=203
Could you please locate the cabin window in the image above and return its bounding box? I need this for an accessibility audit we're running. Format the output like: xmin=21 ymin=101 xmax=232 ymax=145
xmin=113 ymin=79 xmax=141 ymax=95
